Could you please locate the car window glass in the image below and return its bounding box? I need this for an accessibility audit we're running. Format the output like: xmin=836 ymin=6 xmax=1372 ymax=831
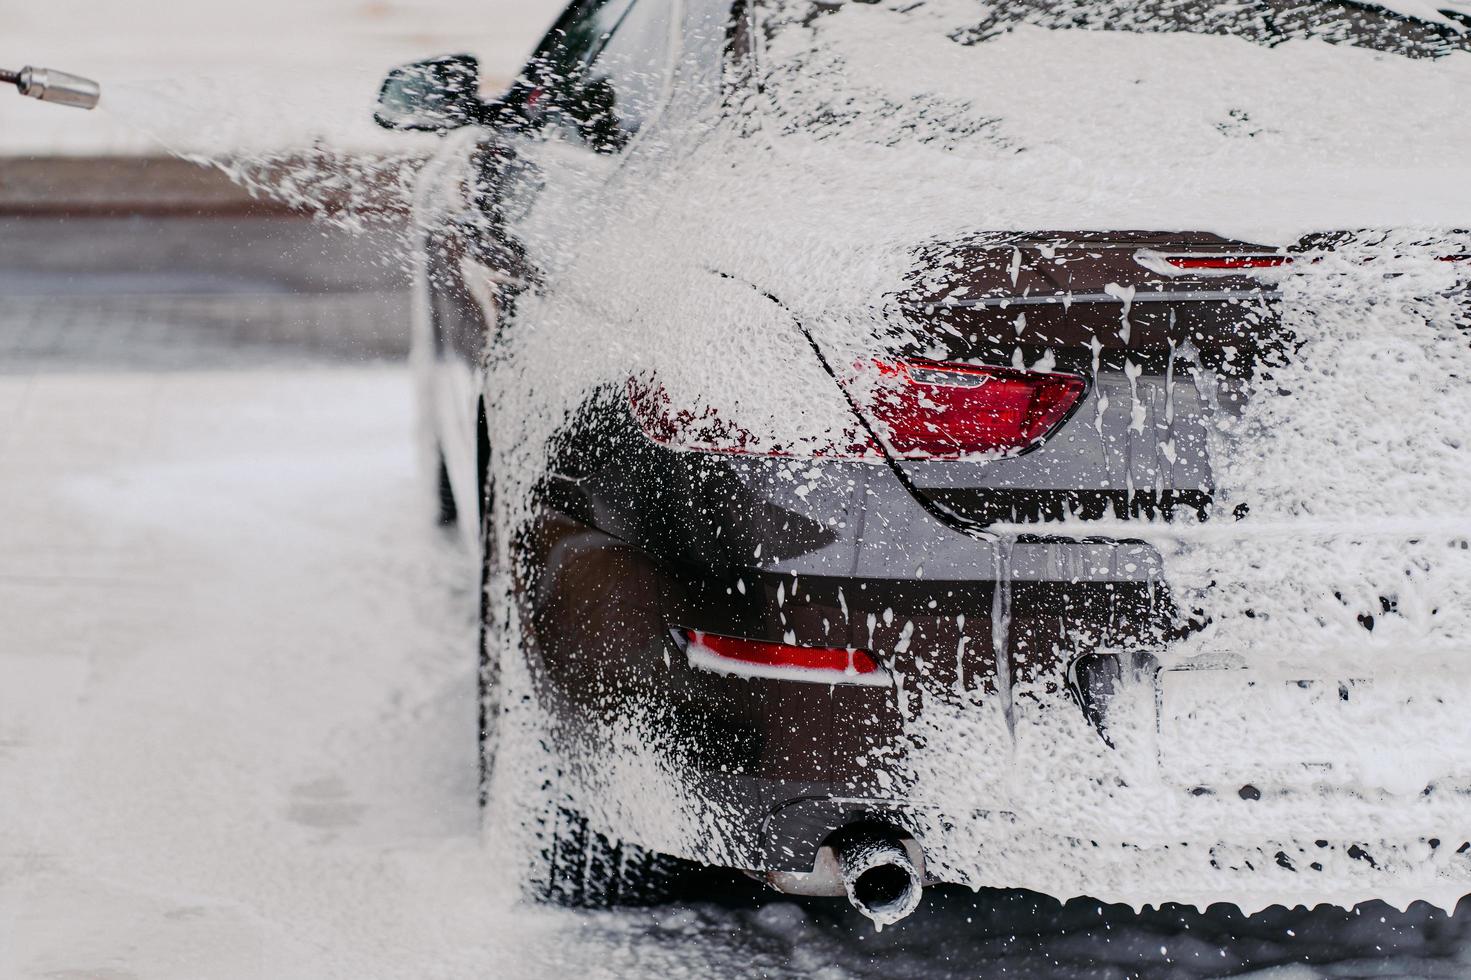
xmin=582 ymin=0 xmax=677 ymax=148
xmin=532 ymin=0 xmax=635 ymax=124
xmin=947 ymin=0 xmax=1470 ymax=59
xmin=533 ymin=0 xmax=637 ymax=106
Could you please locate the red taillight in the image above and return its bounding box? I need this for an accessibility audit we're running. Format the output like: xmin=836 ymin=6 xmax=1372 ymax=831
xmin=626 ymin=377 xmax=876 ymax=458
xmin=682 ymin=629 xmax=888 ymax=686
xmin=1161 ymin=254 xmax=1293 ymax=270
xmin=1161 ymin=253 xmax=1468 ymax=270
xmin=858 ymin=360 xmax=1087 ymax=459
xmin=629 ymin=360 xmax=1085 ymax=461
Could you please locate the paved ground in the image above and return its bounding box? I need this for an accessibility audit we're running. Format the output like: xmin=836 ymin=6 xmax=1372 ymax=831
xmin=5 ymin=216 xmax=1471 ymax=978
xmin=0 ymin=215 xmax=409 ymax=368
xmin=0 ymin=158 xmax=292 ymax=216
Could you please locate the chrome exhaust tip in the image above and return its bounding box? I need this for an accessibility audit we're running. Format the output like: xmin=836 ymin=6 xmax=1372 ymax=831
xmin=3 ymin=66 xmax=101 ymax=110
xmin=832 ymin=826 xmax=924 ymax=927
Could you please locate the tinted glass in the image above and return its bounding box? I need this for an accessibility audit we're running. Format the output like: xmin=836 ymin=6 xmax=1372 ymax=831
xmin=532 ymin=0 xmax=675 ymax=152
xmin=585 ymin=0 xmax=677 ymax=142
xmin=530 ymin=0 xmax=636 ymax=114
xmin=951 ymin=0 xmax=1471 ymax=58
xmin=558 ymin=0 xmax=639 ymax=67
xmin=758 ymin=0 xmax=1471 ymax=150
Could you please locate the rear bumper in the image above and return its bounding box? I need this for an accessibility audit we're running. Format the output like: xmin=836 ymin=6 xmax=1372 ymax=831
xmin=528 ymin=416 xmax=1471 ymax=909
xmin=548 ymin=600 xmax=1471 ymax=910
xmin=759 ymin=789 xmax=1471 ymax=913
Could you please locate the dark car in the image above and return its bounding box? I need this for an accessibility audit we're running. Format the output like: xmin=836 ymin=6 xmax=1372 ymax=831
xmin=378 ymin=0 xmax=1471 ymax=922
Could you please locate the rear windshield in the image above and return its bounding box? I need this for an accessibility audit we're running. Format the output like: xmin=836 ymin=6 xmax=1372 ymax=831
xmin=946 ymin=0 xmax=1471 ymax=58
xmin=755 ymin=0 xmax=1471 ymax=143
xmin=747 ymin=0 xmax=1471 ymax=237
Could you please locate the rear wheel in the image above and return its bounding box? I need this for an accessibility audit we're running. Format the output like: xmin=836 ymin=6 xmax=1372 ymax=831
xmin=476 ymin=475 xmax=500 ymax=807
xmin=473 ymin=428 xmax=700 ymax=907
xmin=530 ymin=803 xmax=702 ymax=908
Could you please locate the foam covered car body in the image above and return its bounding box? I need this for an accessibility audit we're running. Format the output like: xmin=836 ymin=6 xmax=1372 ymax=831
xmin=381 ymin=0 xmax=1471 ymax=914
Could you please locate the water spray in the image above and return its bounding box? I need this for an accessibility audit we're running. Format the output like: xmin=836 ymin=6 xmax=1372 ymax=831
xmin=1 ymin=65 xmax=100 ymax=110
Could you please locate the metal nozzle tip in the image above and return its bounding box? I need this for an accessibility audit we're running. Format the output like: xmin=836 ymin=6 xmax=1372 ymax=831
xmin=8 ymin=66 xmax=101 ymax=110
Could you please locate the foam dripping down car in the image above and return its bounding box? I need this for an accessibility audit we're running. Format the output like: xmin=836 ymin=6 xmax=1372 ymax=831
xmin=378 ymin=0 xmax=1471 ymax=922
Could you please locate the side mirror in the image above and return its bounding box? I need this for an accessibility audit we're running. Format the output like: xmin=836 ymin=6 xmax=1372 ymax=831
xmin=375 ymin=54 xmax=484 ymax=131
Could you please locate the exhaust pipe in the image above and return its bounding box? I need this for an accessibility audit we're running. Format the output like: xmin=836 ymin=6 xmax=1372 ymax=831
xmin=832 ymin=826 xmax=924 ymax=928
xmin=2 ymin=66 xmax=101 ymax=110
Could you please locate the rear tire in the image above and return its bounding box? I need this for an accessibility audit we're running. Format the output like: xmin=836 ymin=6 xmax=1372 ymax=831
xmin=476 ymin=482 xmax=500 ymax=807
xmin=473 ymin=425 xmax=698 ymax=908
xmin=530 ymin=802 xmax=701 ymax=908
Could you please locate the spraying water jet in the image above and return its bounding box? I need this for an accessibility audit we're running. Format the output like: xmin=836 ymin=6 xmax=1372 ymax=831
xmin=2 ymin=65 xmax=100 ymax=110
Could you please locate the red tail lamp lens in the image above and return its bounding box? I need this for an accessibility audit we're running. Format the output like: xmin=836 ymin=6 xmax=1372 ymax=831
xmin=683 ymin=630 xmax=887 ymax=686
xmin=629 ymin=360 xmax=1084 ymax=460
xmin=1163 ymin=253 xmax=1469 ymax=271
xmin=859 ymin=360 xmax=1086 ymax=459
xmin=626 ymin=377 xmax=876 ymax=459
xmin=1162 ymin=254 xmax=1293 ymax=270
xmin=627 ymin=377 xmax=763 ymax=455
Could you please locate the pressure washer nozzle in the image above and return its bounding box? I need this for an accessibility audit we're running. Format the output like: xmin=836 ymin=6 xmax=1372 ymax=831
xmin=2 ymin=66 xmax=100 ymax=110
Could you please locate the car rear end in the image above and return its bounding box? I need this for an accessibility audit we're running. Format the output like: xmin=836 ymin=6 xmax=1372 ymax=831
xmin=516 ymin=0 xmax=1471 ymax=918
